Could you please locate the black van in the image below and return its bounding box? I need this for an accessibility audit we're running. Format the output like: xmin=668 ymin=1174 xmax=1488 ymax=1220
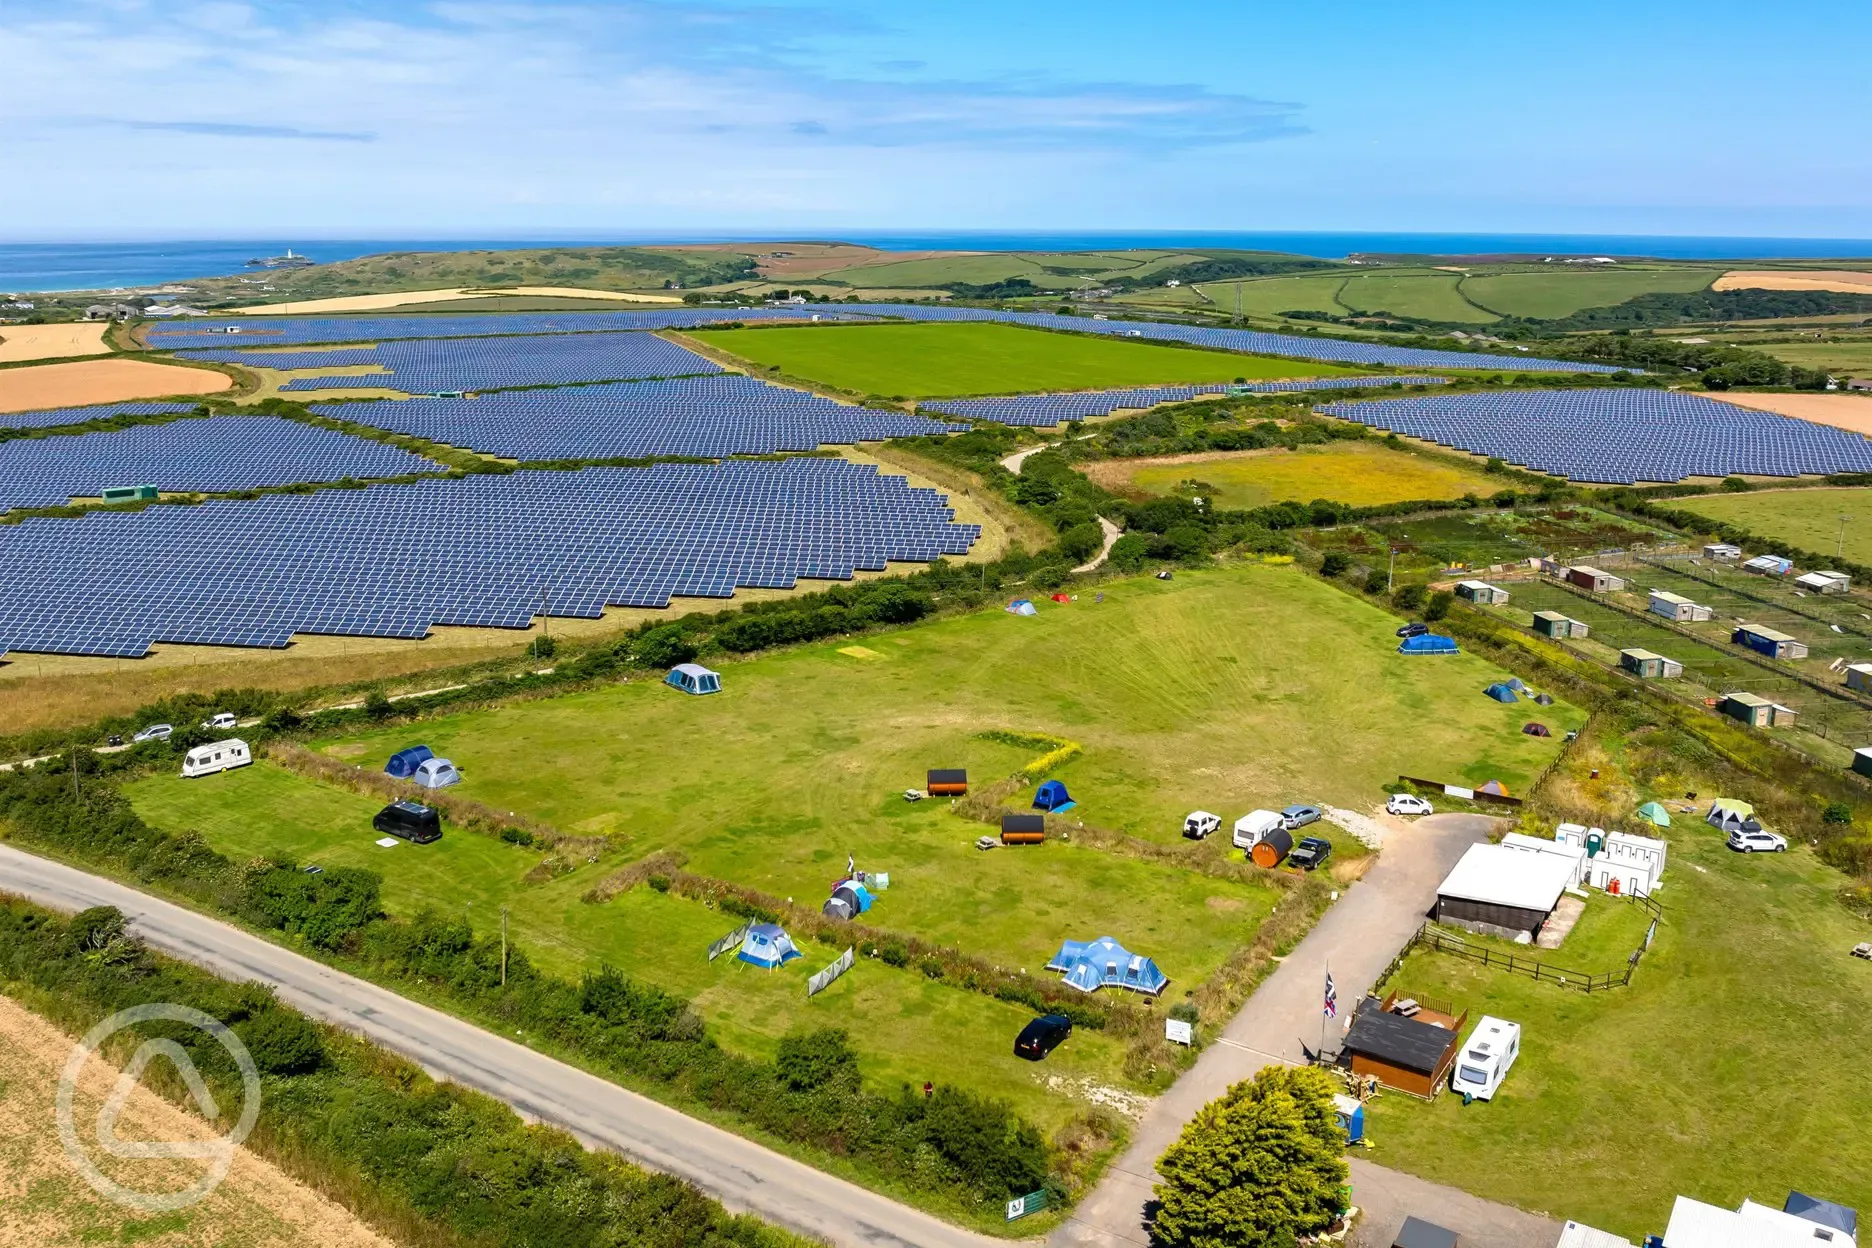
xmin=1014 ymin=1014 xmax=1072 ymax=1061
xmin=374 ymin=800 xmax=442 ymax=844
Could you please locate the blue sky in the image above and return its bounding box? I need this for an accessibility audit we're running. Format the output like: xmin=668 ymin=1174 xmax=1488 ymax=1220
xmin=3 ymin=0 xmax=1869 ymax=239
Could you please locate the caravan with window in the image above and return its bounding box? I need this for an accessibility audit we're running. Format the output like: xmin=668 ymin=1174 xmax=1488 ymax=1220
xmin=180 ymin=738 xmax=252 ymax=778
xmin=1450 ymin=1016 xmax=1521 ymax=1101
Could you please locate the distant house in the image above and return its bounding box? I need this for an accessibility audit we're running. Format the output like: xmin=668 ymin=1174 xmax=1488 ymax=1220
xmin=84 ymin=303 xmax=138 ymax=320
xmin=1846 ymin=663 xmax=1872 ymax=694
xmin=1664 ymin=1193 xmax=1859 ymax=1248
xmin=1434 ymin=843 xmax=1576 ymax=939
xmin=1702 ymin=543 xmax=1743 ymax=562
xmin=1564 ymin=565 xmax=1626 ymax=593
xmin=1742 ymin=554 xmax=1794 ymax=577
xmin=1733 ymin=624 xmax=1809 ymax=660
xmin=1848 ymin=378 xmax=1872 ymax=392
xmin=1795 ymin=570 xmax=1852 ymax=595
xmin=1455 ymin=579 xmax=1509 ymax=605
xmin=1620 ymin=648 xmax=1684 ymax=679
xmin=1532 ymin=610 xmax=1588 ymax=639
xmin=1648 ymin=589 xmax=1714 ymax=622
xmin=1721 ymin=692 xmax=1798 ymax=728
xmin=1340 ymin=995 xmax=1466 ymax=1098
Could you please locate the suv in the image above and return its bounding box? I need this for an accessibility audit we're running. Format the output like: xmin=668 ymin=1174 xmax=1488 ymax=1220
xmin=1386 ymin=793 xmax=1434 ymax=816
xmin=202 ymin=712 xmax=238 ymax=730
xmin=1014 ymin=1014 xmax=1072 ymax=1061
xmin=1183 ymin=811 xmax=1221 ymax=840
xmin=132 ymin=723 xmax=173 ymax=743
xmin=1288 ymin=836 xmax=1333 ymax=871
xmin=1280 ymin=804 xmax=1322 ymax=831
xmin=374 ymin=801 xmax=442 ymax=844
xmin=1728 ymin=828 xmax=1787 ymax=854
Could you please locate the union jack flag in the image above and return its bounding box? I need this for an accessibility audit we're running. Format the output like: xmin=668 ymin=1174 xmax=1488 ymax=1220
xmin=1323 ymin=970 xmax=1338 ymax=1019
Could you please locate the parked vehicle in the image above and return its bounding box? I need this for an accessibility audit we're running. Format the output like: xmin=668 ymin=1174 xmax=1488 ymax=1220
xmin=1396 ymin=621 xmax=1430 ymax=638
xmin=1232 ymin=809 xmax=1283 ymax=851
xmin=133 ymin=723 xmax=173 ymax=743
xmin=1183 ymin=810 xmax=1221 ymax=839
xmin=1728 ymin=828 xmax=1788 ymax=853
xmin=202 ymin=712 xmax=238 ymax=730
xmin=374 ymin=801 xmax=443 ymax=844
xmin=1013 ymin=1014 xmax=1072 ymax=1061
xmin=180 ymin=738 xmax=251 ymax=778
xmin=106 ymin=734 xmax=123 ymax=747
xmin=1280 ymin=804 xmax=1322 ymax=831
xmin=1386 ymin=793 xmax=1434 ymax=816
xmin=1288 ymin=836 xmax=1333 ymax=871
xmin=1451 ymin=1016 xmax=1521 ymax=1101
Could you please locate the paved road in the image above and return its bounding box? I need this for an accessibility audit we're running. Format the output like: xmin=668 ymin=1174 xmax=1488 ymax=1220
xmin=1052 ymin=813 xmax=1561 ymax=1248
xmin=0 ymin=844 xmax=1001 ymax=1248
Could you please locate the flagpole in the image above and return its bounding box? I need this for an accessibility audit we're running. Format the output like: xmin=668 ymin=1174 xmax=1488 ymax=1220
xmin=1321 ymin=961 xmax=1329 ymax=1060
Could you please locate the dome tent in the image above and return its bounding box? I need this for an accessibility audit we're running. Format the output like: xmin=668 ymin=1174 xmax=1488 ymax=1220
xmin=1522 ymin=722 xmax=1551 ymax=737
xmin=735 ymin=923 xmax=802 ymax=969
xmin=823 ymin=879 xmax=875 ymax=921
xmin=1484 ymin=683 xmax=1520 ymax=703
xmin=411 ymin=757 xmax=461 ymax=789
xmin=1636 ymin=801 xmax=1672 ymax=827
xmin=1005 ymin=599 xmax=1038 ymax=617
xmin=1033 ymin=780 xmax=1075 ymax=812
xmin=385 ymin=745 xmax=434 ymax=779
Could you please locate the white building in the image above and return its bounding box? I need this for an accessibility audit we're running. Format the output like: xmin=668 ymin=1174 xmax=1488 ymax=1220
xmin=1664 ymin=1194 xmax=1857 ymax=1248
xmin=1795 ymin=570 xmax=1852 ymax=595
xmin=1846 ymin=663 xmax=1872 ymax=695
xmin=1456 ymin=579 xmax=1510 ymax=605
xmin=1702 ymin=543 xmax=1743 ymax=561
xmin=1501 ymin=831 xmax=1589 ymax=888
xmin=1554 ymin=823 xmax=1667 ymax=897
xmin=1648 ymin=589 xmax=1714 ymax=622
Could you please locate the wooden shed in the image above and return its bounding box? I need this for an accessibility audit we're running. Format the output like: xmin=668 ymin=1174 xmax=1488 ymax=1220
xmin=1620 ymin=648 xmax=1683 ymax=679
xmin=926 ymin=769 xmax=968 ymax=796
xmin=1000 ymin=813 xmax=1046 ymax=844
xmin=1341 ymin=994 xmax=1466 ymax=1099
xmin=1250 ymin=826 xmax=1294 ymax=868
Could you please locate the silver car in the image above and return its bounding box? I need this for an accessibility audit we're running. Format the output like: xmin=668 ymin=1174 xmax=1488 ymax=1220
xmin=132 ymin=723 xmax=173 ymax=743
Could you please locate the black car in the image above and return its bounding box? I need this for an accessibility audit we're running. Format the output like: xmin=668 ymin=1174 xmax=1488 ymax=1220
xmin=1396 ymin=621 xmax=1429 ymax=638
xmin=106 ymin=734 xmax=124 ymax=747
xmin=374 ymin=800 xmax=442 ymax=844
xmin=1287 ymin=836 xmax=1333 ymax=871
xmin=1014 ymin=1014 xmax=1072 ymax=1061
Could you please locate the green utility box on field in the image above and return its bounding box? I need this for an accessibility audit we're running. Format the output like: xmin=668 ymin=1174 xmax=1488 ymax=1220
xmin=100 ymin=484 xmax=159 ymax=503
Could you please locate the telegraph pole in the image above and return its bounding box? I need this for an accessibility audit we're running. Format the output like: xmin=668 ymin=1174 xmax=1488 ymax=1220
xmin=501 ymin=907 xmax=509 ymax=987
xmin=1388 ymin=547 xmax=1398 ymax=593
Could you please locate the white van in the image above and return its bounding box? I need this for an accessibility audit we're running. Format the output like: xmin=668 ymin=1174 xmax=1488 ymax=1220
xmin=1451 ymin=1016 xmax=1521 ymax=1100
xmin=180 ymin=738 xmax=252 ymax=778
xmin=1232 ymin=810 xmax=1283 ymax=851
xmin=201 ymin=712 xmax=238 ymax=730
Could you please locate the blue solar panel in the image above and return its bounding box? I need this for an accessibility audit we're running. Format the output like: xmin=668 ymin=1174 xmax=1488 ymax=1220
xmin=0 ymin=460 xmax=980 ymax=658
xmin=921 ymin=376 xmax=1453 ymax=426
xmin=145 ymin=306 xmax=878 ymax=349
xmin=1315 ymin=389 xmax=1872 ymax=484
xmin=0 ymin=401 xmax=199 ymax=432
xmin=310 ymin=376 xmax=965 ymax=459
xmin=0 ymin=416 xmax=444 ymax=511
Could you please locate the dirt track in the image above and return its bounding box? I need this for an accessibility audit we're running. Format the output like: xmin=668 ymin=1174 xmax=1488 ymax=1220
xmin=0 ymin=359 xmax=231 ymax=413
xmin=1714 ymin=269 xmax=1872 ymax=294
xmin=1710 ymin=391 xmax=1872 ymax=436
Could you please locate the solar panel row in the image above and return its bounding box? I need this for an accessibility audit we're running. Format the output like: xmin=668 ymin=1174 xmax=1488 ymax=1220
xmin=146 ymin=305 xmax=876 ymax=349
xmin=919 ymin=376 xmax=1453 ymax=426
xmin=311 ymin=376 xmax=966 ymax=460
xmin=0 ymin=416 xmax=444 ymax=512
xmin=1315 ymin=389 xmax=1872 ymax=484
xmin=0 ymin=459 xmax=980 ymax=659
xmin=0 ymin=401 xmax=199 ymax=432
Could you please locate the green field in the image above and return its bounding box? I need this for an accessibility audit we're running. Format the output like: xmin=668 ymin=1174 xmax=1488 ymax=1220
xmin=1370 ymin=823 xmax=1872 ymax=1239
xmin=1333 ymin=273 xmax=1498 ymax=324
xmin=1459 ymin=268 xmax=1714 ymax=319
xmin=689 ymin=322 xmax=1356 ymax=397
xmin=1755 ymin=339 xmax=1872 ymax=374
xmin=1672 ymin=487 xmax=1872 ymax=565
xmin=1101 ymin=441 xmax=1504 ymax=509
xmin=1189 ymin=275 xmax=1350 ymax=318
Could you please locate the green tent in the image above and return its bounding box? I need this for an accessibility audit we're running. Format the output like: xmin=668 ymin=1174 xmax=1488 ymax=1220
xmin=1636 ymin=801 xmax=1671 ymax=827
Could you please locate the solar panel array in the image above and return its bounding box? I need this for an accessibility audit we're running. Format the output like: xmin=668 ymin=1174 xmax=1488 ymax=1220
xmin=146 ymin=306 xmax=877 ymax=349
xmin=0 ymin=460 xmax=979 ymax=658
xmin=0 ymin=401 xmax=199 ymax=432
xmin=920 ymin=376 xmax=1453 ymax=426
xmin=181 ymin=332 xmax=720 ymax=393
xmin=1315 ymin=389 xmax=1872 ymax=484
xmin=310 ymin=376 xmax=965 ymax=460
xmin=0 ymin=416 xmax=444 ymax=511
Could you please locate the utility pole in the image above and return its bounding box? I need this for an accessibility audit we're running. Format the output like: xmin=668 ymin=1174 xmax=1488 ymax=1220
xmin=1388 ymin=547 xmax=1398 ymax=593
xmin=70 ymin=737 xmax=80 ymax=802
xmin=500 ymin=907 xmax=509 ymax=987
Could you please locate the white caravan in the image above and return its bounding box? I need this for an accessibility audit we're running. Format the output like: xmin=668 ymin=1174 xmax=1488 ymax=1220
xmin=180 ymin=738 xmax=252 ymax=778
xmin=1451 ymin=1016 xmax=1521 ymax=1101
xmin=1232 ymin=810 xmax=1283 ymax=851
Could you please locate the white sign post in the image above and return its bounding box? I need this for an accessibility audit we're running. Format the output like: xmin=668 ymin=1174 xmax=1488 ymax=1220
xmin=1165 ymin=1018 xmax=1193 ymax=1046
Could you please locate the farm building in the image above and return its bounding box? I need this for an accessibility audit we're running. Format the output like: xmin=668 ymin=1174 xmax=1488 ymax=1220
xmin=1340 ymin=994 xmax=1466 ymax=1099
xmin=1555 ymin=1222 xmax=1637 ymax=1248
xmin=1795 ymin=570 xmax=1852 ymax=594
xmin=1664 ymin=1194 xmax=1860 ymax=1248
xmin=1721 ymin=692 xmax=1799 ymax=728
xmin=1846 ymin=663 xmax=1872 ymax=694
xmin=1702 ymin=543 xmax=1743 ymax=561
xmin=1532 ymin=610 xmax=1588 ymax=639
xmin=665 ymin=663 xmax=722 ymax=695
xmin=925 ymin=768 xmax=968 ymax=796
xmin=1397 ymin=633 xmax=1459 ymax=655
xmin=1648 ymin=589 xmax=1714 ymax=622
xmin=1455 ymin=579 xmax=1509 ymax=605
xmin=1501 ymin=831 xmax=1588 ymax=888
xmin=1732 ymin=624 xmax=1809 ymax=660
xmin=1620 ymin=648 xmax=1684 ymax=679
xmin=1564 ymin=565 xmax=1626 ymax=593
xmin=1047 ymin=935 xmax=1167 ymax=996
xmin=1742 ymin=554 xmax=1794 ymax=577
xmin=1854 ymin=747 xmax=1872 ymax=779
xmin=1434 ymin=843 xmax=1576 ymax=939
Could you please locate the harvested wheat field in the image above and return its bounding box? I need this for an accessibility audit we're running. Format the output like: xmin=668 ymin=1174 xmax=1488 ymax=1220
xmin=0 ymin=321 xmax=113 ymax=363
xmin=1710 ymin=391 xmax=1872 ymax=436
xmin=1714 ymin=269 xmax=1872 ymax=294
xmin=0 ymin=992 xmax=393 ymax=1248
xmin=0 ymin=359 xmax=231 ymax=413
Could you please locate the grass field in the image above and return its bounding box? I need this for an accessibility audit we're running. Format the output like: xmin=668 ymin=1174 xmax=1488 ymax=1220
xmin=1369 ymin=821 xmax=1872 ymax=1239
xmin=1671 ymin=487 xmax=1872 ymax=565
xmin=1174 ymin=275 xmax=1349 ymax=318
xmin=1333 ymin=273 xmax=1498 ymax=324
xmin=1085 ymin=441 xmax=1504 ymax=509
xmin=1458 ymin=268 xmax=1714 ymax=319
xmin=689 ymin=322 xmax=1356 ymax=397
xmin=1755 ymin=338 xmax=1872 ymax=374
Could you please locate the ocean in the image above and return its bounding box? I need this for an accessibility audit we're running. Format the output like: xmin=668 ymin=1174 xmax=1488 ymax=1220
xmin=5 ymin=231 xmax=1872 ymax=294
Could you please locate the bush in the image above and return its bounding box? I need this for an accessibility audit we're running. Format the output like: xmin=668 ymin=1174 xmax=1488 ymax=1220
xmin=1423 ymin=589 xmax=1456 ymax=622
xmin=634 ymin=624 xmax=698 ymax=669
xmin=1060 ymin=521 xmax=1105 ymax=563
xmin=1362 ymin=569 xmax=1388 ymax=595
xmin=529 ymin=633 xmax=558 ymax=659
xmin=1392 ymin=583 xmax=1427 ymax=612
xmin=775 ymin=1028 xmax=861 ymax=1091
xmin=1823 ymin=802 xmax=1854 ymax=826
xmin=364 ymin=689 xmax=394 ymax=719
xmin=236 ymin=1008 xmax=327 ymax=1075
xmin=1319 ymin=552 xmax=1351 ymax=578
xmin=240 ymin=864 xmax=383 ymax=951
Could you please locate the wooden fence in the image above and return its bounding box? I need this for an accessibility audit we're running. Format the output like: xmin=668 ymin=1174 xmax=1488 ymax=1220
xmin=1388 ymin=890 xmax=1665 ymax=994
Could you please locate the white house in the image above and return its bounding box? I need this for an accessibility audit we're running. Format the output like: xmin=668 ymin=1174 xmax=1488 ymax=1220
xmin=1648 ymin=589 xmax=1714 ymax=622
xmin=1702 ymin=543 xmax=1743 ymax=561
xmin=1664 ymin=1194 xmax=1857 ymax=1248
xmin=1501 ymin=832 xmax=1589 ymax=888
xmin=1795 ymin=570 xmax=1852 ymax=595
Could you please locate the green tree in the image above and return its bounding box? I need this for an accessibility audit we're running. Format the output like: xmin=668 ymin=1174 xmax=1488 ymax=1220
xmin=1319 ymin=552 xmax=1351 ymax=578
xmin=775 ymin=1028 xmax=860 ymax=1091
xmin=1392 ymin=583 xmax=1427 ymax=612
xmin=1423 ymin=589 xmax=1456 ymax=622
xmin=1153 ymin=1066 xmax=1349 ymax=1248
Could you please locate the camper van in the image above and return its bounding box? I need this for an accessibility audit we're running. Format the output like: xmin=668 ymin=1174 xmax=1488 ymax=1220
xmin=1232 ymin=810 xmax=1283 ymax=851
xmin=1450 ymin=1016 xmax=1521 ymax=1101
xmin=180 ymin=738 xmax=252 ymax=778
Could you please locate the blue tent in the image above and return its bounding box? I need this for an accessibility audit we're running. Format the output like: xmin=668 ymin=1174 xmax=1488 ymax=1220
xmin=735 ymin=923 xmax=802 ymax=969
xmin=1033 ymin=780 xmax=1075 ymax=812
xmin=1483 ymin=682 xmax=1520 ymax=703
xmin=666 ymin=663 xmax=721 ymax=695
xmin=1398 ymin=634 xmax=1459 ymax=655
xmin=385 ymin=745 xmax=434 ymax=779
xmin=411 ymin=757 xmax=461 ymax=789
xmin=1046 ymin=936 xmax=1167 ymax=996
xmin=1006 ymin=599 xmax=1038 ymax=617
xmin=824 ymin=879 xmax=875 ymax=920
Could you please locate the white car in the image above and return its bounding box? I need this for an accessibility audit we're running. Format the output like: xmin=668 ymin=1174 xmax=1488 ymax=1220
xmin=1183 ymin=811 xmax=1221 ymax=840
xmin=202 ymin=712 xmax=239 ymax=730
xmin=132 ymin=723 xmax=173 ymax=743
xmin=1728 ymin=828 xmax=1787 ymax=853
xmin=1386 ymin=793 xmax=1434 ymax=817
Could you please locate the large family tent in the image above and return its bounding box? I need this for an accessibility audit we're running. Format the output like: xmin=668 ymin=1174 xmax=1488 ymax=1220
xmin=1005 ymin=599 xmax=1038 ymax=617
xmin=1047 ymin=935 xmax=1167 ymax=996
xmin=1398 ymin=634 xmax=1459 ymax=655
xmin=665 ymin=663 xmax=721 ymax=696
xmin=1636 ymin=801 xmax=1672 ymax=827
xmin=1484 ymin=683 xmax=1520 ymax=703
xmin=384 ymin=745 xmax=434 ymax=778
xmin=822 ymin=879 xmax=875 ymax=921
xmin=1033 ymin=780 xmax=1075 ymax=812
xmin=735 ymin=923 xmax=802 ymax=969
xmin=1706 ymin=798 xmax=1760 ymax=833
xmin=410 ymin=757 xmax=461 ymax=789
